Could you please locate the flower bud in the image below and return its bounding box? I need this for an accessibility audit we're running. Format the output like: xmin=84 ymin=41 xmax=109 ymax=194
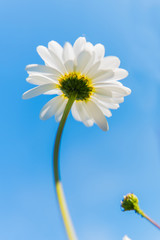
xmin=121 ymin=193 xmax=139 ymax=212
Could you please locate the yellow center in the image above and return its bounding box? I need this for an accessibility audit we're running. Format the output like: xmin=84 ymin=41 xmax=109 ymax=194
xmin=58 ymin=72 xmax=94 ymax=101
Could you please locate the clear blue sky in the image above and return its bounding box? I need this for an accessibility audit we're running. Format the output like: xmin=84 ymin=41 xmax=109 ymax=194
xmin=0 ymin=0 xmax=160 ymax=239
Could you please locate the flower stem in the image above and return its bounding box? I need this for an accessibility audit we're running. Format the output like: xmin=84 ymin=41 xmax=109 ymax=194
xmin=140 ymin=212 xmax=160 ymax=230
xmin=53 ymin=96 xmax=78 ymax=240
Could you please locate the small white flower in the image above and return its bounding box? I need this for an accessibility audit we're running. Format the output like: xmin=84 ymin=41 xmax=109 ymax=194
xmin=23 ymin=37 xmax=131 ymax=131
xmin=123 ymin=235 xmax=132 ymax=240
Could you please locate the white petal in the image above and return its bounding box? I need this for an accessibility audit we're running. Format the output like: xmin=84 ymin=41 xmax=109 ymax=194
xmin=97 ymin=106 xmax=112 ymax=118
xmin=71 ymin=101 xmax=94 ymax=127
xmin=71 ymin=102 xmax=81 ymax=121
xmin=110 ymin=68 xmax=128 ymax=81
xmin=40 ymin=95 xmax=64 ymax=120
xmin=94 ymin=93 xmax=124 ymax=103
xmin=107 ymin=85 xmax=131 ymax=96
xmin=94 ymin=103 xmax=112 ymax=117
xmin=37 ymin=46 xmax=57 ymax=69
xmin=91 ymin=98 xmax=112 ymax=117
xmin=43 ymin=89 xmax=62 ymax=95
xmin=74 ymin=101 xmax=94 ymax=127
xmin=22 ymin=83 xmax=56 ymax=99
xmin=48 ymin=48 xmax=67 ymax=74
xmin=55 ymin=98 xmax=68 ymax=122
xmin=84 ymin=42 xmax=94 ymax=51
xmin=26 ymin=64 xmax=61 ymax=77
xmin=95 ymin=88 xmax=112 ymax=97
xmin=86 ymin=61 xmax=101 ymax=78
xmin=100 ymin=56 xmax=120 ymax=69
xmin=109 ymin=68 xmax=128 ymax=81
xmin=82 ymin=55 xmax=95 ymax=75
xmin=94 ymin=43 xmax=105 ymax=61
xmin=92 ymin=68 xmax=128 ymax=83
xmin=76 ymin=49 xmax=92 ymax=73
xmin=111 ymin=92 xmax=125 ymax=98
xmin=80 ymin=102 xmax=94 ymax=126
xmin=26 ymin=75 xmax=58 ymax=85
xmin=92 ymin=70 xmax=114 ymax=83
xmin=37 ymin=45 xmax=66 ymax=74
xmin=73 ymin=37 xmax=86 ymax=57
xmin=48 ymin=40 xmax=63 ymax=59
xmin=95 ymin=85 xmax=131 ymax=97
xmin=94 ymin=81 xmax=123 ymax=87
xmin=85 ymin=100 xmax=108 ymax=131
xmin=64 ymin=60 xmax=74 ymax=73
xmin=63 ymin=42 xmax=75 ymax=62
xmin=83 ymin=119 xmax=94 ymax=127
xmin=92 ymin=95 xmax=120 ymax=109
xmin=123 ymin=235 xmax=131 ymax=240
xmin=81 ymin=43 xmax=95 ymax=75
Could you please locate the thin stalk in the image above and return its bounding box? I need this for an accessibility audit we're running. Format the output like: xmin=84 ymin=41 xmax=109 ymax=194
xmin=53 ymin=96 xmax=78 ymax=240
xmin=141 ymin=212 xmax=160 ymax=230
xmin=135 ymin=206 xmax=160 ymax=230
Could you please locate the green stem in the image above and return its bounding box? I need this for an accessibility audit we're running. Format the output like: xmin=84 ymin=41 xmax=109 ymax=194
xmin=53 ymin=96 xmax=78 ymax=240
xmin=137 ymin=210 xmax=160 ymax=230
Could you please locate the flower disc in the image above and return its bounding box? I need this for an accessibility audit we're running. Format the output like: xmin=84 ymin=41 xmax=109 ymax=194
xmin=59 ymin=73 xmax=93 ymax=101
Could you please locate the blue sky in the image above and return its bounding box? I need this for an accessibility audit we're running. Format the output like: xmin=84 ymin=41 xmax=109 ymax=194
xmin=0 ymin=0 xmax=160 ymax=239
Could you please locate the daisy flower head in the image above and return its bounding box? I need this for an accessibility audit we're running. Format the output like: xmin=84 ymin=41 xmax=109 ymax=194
xmin=23 ymin=37 xmax=131 ymax=131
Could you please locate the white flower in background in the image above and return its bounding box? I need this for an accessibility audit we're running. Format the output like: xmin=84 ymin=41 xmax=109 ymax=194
xmin=123 ymin=235 xmax=131 ymax=240
xmin=23 ymin=37 xmax=131 ymax=131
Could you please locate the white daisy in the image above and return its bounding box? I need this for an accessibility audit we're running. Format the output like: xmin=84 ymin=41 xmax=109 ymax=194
xmin=23 ymin=37 xmax=131 ymax=131
xmin=123 ymin=235 xmax=131 ymax=240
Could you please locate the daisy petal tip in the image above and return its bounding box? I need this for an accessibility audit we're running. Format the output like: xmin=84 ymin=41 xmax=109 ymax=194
xmin=125 ymin=70 xmax=129 ymax=78
xmin=25 ymin=64 xmax=37 ymax=71
xmin=77 ymin=36 xmax=86 ymax=42
xmin=36 ymin=45 xmax=43 ymax=54
xmin=22 ymin=92 xmax=28 ymax=100
xmin=116 ymin=57 xmax=121 ymax=67
xmin=22 ymin=92 xmax=34 ymax=100
xmin=102 ymin=126 xmax=109 ymax=132
xmin=39 ymin=112 xmax=46 ymax=121
xmin=48 ymin=40 xmax=56 ymax=48
xmin=25 ymin=64 xmax=31 ymax=70
xmin=105 ymin=123 xmax=109 ymax=132
xmin=117 ymin=56 xmax=120 ymax=62
xmin=100 ymin=120 xmax=109 ymax=132
xmin=115 ymin=68 xmax=129 ymax=80
xmin=55 ymin=116 xmax=61 ymax=123
xmin=39 ymin=107 xmax=49 ymax=120
xmin=128 ymin=88 xmax=131 ymax=95
xmin=124 ymin=86 xmax=131 ymax=96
